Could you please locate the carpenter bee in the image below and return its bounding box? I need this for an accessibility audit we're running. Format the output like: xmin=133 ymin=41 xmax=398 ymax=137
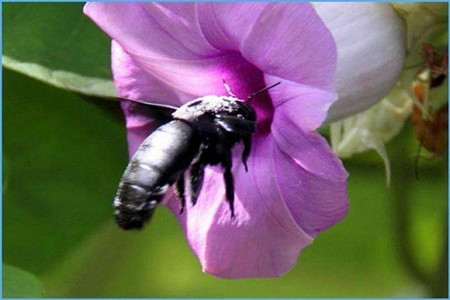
xmin=114 ymin=82 xmax=280 ymax=230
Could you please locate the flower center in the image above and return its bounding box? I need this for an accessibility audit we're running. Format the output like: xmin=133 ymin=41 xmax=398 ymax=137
xmin=220 ymin=52 xmax=274 ymax=134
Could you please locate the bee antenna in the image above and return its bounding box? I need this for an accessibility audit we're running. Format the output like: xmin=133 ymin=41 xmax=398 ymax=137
xmin=247 ymin=82 xmax=281 ymax=101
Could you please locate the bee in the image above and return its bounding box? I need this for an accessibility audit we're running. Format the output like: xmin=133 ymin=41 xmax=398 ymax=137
xmin=114 ymin=82 xmax=280 ymax=230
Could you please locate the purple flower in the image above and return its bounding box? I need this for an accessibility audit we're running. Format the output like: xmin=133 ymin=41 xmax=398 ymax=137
xmin=84 ymin=3 xmax=348 ymax=278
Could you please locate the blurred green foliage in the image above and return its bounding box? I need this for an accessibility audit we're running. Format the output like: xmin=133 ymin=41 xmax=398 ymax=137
xmin=2 ymin=2 xmax=448 ymax=298
xmin=3 ymin=3 xmax=111 ymax=79
xmin=3 ymin=68 xmax=126 ymax=276
xmin=3 ymin=265 xmax=44 ymax=297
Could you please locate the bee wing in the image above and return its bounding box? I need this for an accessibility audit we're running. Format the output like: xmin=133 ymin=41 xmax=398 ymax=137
xmin=77 ymin=94 xmax=177 ymax=126
xmin=119 ymin=97 xmax=177 ymax=125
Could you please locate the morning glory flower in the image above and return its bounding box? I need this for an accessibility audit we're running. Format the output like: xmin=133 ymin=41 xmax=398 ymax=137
xmin=84 ymin=2 xmax=350 ymax=278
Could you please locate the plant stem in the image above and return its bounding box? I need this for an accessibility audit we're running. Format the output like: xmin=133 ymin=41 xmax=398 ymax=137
xmin=431 ymin=212 xmax=448 ymax=297
xmin=391 ymin=128 xmax=448 ymax=297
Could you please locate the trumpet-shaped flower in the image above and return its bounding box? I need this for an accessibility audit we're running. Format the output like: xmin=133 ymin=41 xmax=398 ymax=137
xmin=84 ymin=2 xmax=350 ymax=278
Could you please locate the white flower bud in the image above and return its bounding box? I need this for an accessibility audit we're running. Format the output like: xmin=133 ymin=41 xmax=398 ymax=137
xmin=328 ymin=3 xmax=448 ymax=183
xmin=313 ymin=2 xmax=407 ymax=122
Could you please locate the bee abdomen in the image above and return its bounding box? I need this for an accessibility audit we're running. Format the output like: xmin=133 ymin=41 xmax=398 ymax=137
xmin=114 ymin=120 xmax=201 ymax=230
xmin=114 ymin=182 xmax=167 ymax=230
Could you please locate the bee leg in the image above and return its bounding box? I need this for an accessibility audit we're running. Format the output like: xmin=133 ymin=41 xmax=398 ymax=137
xmin=189 ymin=161 xmax=205 ymax=207
xmin=222 ymin=150 xmax=235 ymax=218
xmin=241 ymin=135 xmax=252 ymax=172
xmin=174 ymin=175 xmax=186 ymax=214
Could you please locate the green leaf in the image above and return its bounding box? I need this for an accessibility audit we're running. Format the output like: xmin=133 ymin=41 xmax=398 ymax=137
xmin=3 ymin=69 xmax=127 ymax=275
xmin=3 ymin=264 xmax=45 ymax=297
xmin=3 ymin=3 xmax=116 ymax=96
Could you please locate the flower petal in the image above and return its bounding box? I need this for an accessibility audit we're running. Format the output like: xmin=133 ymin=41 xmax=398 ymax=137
xmin=167 ymin=136 xmax=313 ymax=278
xmin=111 ymin=41 xmax=187 ymax=107
xmin=272 ymin=107 xmax=348 ymax=182
xmin=85 ymin=2 xmax=265 ymax=98
xmin=271 ymin=107 xmax=348 ymax=237
xmin=84 ymin=3 xmax=220 ymax=59
xmin=313 ymin=3 xmax=406 ymax=122
xmin=265 ymin=74 xmax=337 ymax=131
xmin=197 ymin=3 xmax=269 ymax=51
xmin=199 ymin=3 xmax=337 ymax=92
xmin=111 ymin=41 xmax=191 ymax=154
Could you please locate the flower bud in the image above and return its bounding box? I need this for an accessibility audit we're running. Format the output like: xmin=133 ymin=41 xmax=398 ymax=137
xmin=313 ymin=3 xmax=407 ymax=122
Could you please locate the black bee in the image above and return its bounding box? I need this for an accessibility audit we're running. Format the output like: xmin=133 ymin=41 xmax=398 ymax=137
xmin=114 ymin=82 xmax=280 ymax=230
